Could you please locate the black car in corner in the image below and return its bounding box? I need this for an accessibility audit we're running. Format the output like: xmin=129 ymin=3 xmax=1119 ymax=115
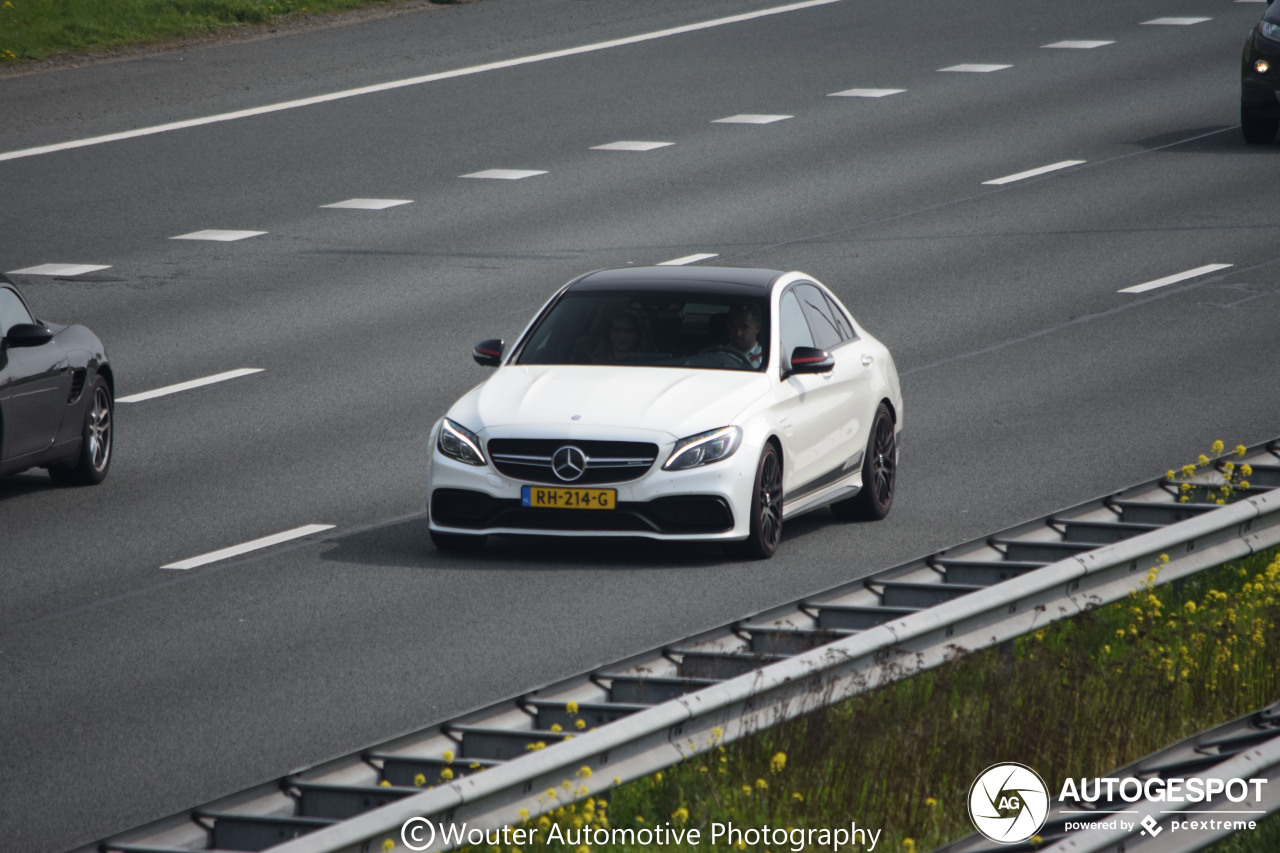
xmin=1242 ymin=0 xmax=1280 ymax=143
xmin=0 ymin=273 xmax=114 ymax=484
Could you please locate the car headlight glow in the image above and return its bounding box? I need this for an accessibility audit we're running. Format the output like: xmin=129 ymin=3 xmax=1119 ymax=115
xmin=438 ymin=418 xmax=486 ymax=466
xmin=1261 ymin=20 xmax=1280 ymax=42
xmin=663 ymin=426 xmax=743 ymax=470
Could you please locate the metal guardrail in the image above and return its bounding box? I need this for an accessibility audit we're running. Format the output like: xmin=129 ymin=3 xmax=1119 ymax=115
xmin=79 ymin=441 xmax=1280 ymax=853
xmin=936 ymin=700 xmax=1280 ymax=853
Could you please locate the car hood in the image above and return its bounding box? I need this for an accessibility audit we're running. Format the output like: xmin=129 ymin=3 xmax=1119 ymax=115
xmin=449 ymin=365 xmax=771 ymax=439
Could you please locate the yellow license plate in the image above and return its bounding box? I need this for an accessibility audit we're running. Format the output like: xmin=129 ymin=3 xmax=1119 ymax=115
xmin=521 ymin=486 xmax=617 ymax=510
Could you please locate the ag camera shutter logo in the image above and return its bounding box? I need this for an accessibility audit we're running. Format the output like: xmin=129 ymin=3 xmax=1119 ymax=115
xmin=968 ymin=763 xmax=1050 ymax=844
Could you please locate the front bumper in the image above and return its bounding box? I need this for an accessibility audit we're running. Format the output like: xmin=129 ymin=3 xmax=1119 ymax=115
xmin=427 ymin=428 xmax=759 ymax=541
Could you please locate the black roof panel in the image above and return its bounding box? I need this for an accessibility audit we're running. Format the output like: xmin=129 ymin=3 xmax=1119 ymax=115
xmin=568 ymin=266 xmax=784 ymax=295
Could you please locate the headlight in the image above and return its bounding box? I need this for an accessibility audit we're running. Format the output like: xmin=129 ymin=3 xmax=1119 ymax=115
xmin=663 ymin=426 xmax=743 ymax=470
xmin=1261 ymin=20 xmax=1280 ymax=42
xmin=438 ymin=418 xmax=486 ymax=466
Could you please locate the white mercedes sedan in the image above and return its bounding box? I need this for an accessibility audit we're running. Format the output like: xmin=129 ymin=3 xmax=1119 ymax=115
xmin=427 ymin=266 xmax=902 ymax=559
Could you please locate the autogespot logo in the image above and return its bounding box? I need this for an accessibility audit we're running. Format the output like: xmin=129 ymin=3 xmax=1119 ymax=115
xmin=968 ymin=763 xmax=1051 ymax=844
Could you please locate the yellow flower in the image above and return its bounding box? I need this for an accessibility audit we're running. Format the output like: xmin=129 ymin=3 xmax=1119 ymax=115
xmin=770 ymin=751 xmax=787 ymax=773
xmin=575 ymin=718 xmax=587 ymax=729
xmin=379 ymin=780 xmax=391 ymax=787
xmin=577 ymin=765 xmax=593 ymax=779
xmin=440 ymin=767 xmax=454 ymax=781
xmin=1235 ymin=445 xmax=1248 ymax=457
xmin=413 ymin=773 xmax=426 ymax=787
xmin=566 ymin=701 xmax=579 ymax=715
xmin=1211 ymin=440 xmax=1224 ymax=456
xmin=904 ymin=839 xmax=916 ymax=851
xmin=518 ymin=808 xmax=530 ymax=822
xmin=925 ymin=797 xmax=938 ymax=807
xmin=756 ymin=777 xmax=768 ymax=789
xmin=443 ymin=750 xmax=455 ymax=764
xmin=672 ymin=806 xmax=689 ymax=825
xmin=382 ymin=840 xmax=395 ymax=852
xmin=792 ymin=792 xmax=805 ymax=802
xmin=1198 ymin=454 xmax=1210 ymax=467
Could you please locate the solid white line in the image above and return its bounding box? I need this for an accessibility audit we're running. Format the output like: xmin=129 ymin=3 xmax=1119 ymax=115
xmin=1142 ymin=17 xmax=1211 ymax=25
xmin=162 ymin=524 xmax=335 ymax=570
xmin=1118 ymin=263 xmax=1232 ymax=294
xmin=0 ymin=0 xmax=841 ymax=163
xmin=6 ymin=263 xmax=111 ymax=276
xmin=118 ymin=368 xmax=264 ymax=403
xmin=320 ymin=198 xmax=413 ymax=209
xmin=659 ymin=253 xmax=719 ymax=266
xmin=983 ymin=160 xmax=1086 ymax=185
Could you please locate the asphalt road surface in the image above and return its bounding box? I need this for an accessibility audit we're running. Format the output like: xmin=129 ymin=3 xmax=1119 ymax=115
xmin=3 ymin=0 xmax=1279 ymax=849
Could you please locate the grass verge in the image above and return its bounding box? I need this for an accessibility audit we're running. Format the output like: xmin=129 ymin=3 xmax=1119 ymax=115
xmin=0 ymin=0 xmax=437 ymax=64
xmin=442 ymin=543 xmax=1280 ymax=853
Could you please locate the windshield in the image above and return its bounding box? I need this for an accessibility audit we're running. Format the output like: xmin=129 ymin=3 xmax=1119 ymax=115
xmin=515 ymin=290 xmax=770 ymax=371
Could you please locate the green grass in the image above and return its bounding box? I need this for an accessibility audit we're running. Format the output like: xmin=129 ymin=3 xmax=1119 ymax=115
xmin=0 ymin=0 xmax=424 ymax=63
xmin=447 ymin=545 xmax=1280 ymax=853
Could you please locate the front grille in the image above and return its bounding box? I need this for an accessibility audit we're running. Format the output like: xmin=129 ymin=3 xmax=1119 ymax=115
xmin=487 ymin=439 xmax=659 ymax=484
xmin=430 ymin=489 xmax=733 ymax=535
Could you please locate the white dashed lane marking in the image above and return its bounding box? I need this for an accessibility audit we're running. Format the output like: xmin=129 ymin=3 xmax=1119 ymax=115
xmin=591 ymin=141 xmax=675 ymax=151
xmin=983 ymin=160 xmax=1086 ymax=185
xmin=1118 ymin=264 xmax=1233 ymax=294
xmin=6 ymin=263 xmax=111 ymax=276
xmin=161 ymin=524 xmax=336 ymax=570
xmin=939 ymin=64 xmax=1013 ymax=73
xmin=659 ymin=253 xmax=720 ymax=266
xmin=320 ymin=199 xmax=414 ymax=209
xmin=712 ymin=114 xmax=793 ymax=124
xmin=1042 ymin=40 xmax=1115 ymax=49
xmin=117 ymin=368 xmax=265 ymax=403
xmin=171 ymin=230 xmax=267 ymax=241
xmin=1142 ymin=17 xmax=1212 ymax=25
xmin=460 ymin=169 xmax=548 ymax=180
xmin=828 ymin=88 xmax=906 ymax=98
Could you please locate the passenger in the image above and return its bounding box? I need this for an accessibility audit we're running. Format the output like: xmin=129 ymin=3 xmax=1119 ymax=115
xmin=724 ymin=303 xmax=764 ymax=368
xmin=588 ymin=309 xmax=647 ymax=363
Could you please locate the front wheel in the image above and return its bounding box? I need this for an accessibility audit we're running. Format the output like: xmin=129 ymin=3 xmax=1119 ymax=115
xmin=832 ymin=403 xmax=896 ymax=521
xmin=48 ymin=376 xmax=113 ymax=486
xmin=729 ymin=443 xmax=783 ymax=560
xmin=1241 ymin=104 xmax=1279 ymax=144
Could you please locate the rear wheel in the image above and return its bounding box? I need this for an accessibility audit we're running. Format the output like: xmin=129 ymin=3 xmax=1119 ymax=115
xmin=1241 ymin=103 xmax=1279 ymax=144
xmin=48 ymin=376 xmax=113 ymax=486
xmin=832 ymin=403 xmax=896 ymax=521
xmin=729 ymin=443 xmax=783 ymax=560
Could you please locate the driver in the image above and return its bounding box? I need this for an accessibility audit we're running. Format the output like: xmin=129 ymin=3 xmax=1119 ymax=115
xmin=725 ymin=303 xmax=764 ymax=368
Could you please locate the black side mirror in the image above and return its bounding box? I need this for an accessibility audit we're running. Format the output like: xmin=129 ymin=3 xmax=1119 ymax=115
xmin=3 ymin=323 xmax=54 ymax=348
xmin=787 ymin=346 xmax=835 ymax=376
xmin=473 ymin=338 xmax=504 ymax=367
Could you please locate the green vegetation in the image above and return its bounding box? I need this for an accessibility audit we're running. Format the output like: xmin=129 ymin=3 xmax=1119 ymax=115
xmin=0 ymin=0 xmax=426 ymax=63
xmin=438 ymin=446 xmax=1279 ymax=852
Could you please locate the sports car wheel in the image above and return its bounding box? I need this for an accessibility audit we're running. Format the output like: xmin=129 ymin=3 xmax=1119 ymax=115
xmin=49 ymin=376 xmax=113 ymax=486
xmin=430 ymin=530 xmax=488 ymax=551
xmin=832 ymin=403 xmax=896 ymax=521
xmin=1241 ymin=104 xmax=1279 ymax=144
xmin=730 ymin=443 xmax=783 ymax=560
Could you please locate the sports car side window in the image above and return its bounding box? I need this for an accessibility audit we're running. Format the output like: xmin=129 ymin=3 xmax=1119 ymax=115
xmin=821 ymin=293 xmax=858 ymax=342
xmin=0 ymin=288 xmax=34 ymax=336
xmin=779 ymin=290 xmax=815 ymax=355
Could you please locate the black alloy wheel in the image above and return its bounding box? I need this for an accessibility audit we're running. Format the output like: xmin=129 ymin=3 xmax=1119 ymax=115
xmin=49 ymin=376 xmax=113 ymax=485
xmin=731 ymin=443 xmax=783 ymax=559
xmin=832 ymin=403 xmax=896 ymax=521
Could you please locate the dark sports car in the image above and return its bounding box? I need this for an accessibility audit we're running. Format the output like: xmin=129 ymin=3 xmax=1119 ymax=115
xmin=1242 ymin=0 xmax=1280 ymax=143
xmin=0 ymin=274 xmax=114 ymax=484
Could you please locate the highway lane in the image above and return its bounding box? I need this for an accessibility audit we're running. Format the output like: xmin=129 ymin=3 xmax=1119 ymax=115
xmin=2 ymin=0 xmax=1279 ymax=848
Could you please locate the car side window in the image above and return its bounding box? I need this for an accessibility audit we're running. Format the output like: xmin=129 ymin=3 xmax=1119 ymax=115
xmin=0 ymin=288 xmax=34 ymax=336
xmin=794 ymin=284 xmax=843 ymax=350
xmin=822 ymin=292 xmax=858 ymax=342
xmin=778 ymin=289 xmax=815 ymax=358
